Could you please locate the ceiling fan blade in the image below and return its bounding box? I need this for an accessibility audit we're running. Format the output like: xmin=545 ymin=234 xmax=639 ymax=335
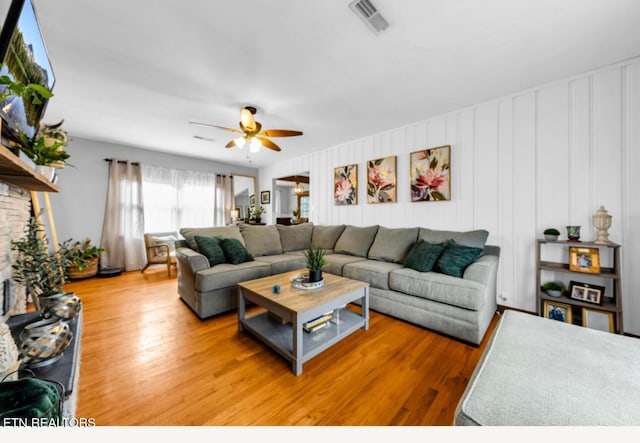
xmin=259 ymin=129 xmax=303 ymax=137
xmin=188 ymin=122 xmax=243 ymax=134
xmin=225 ymin=139 xmax=239 ymax=148
xmin=240 ymin=108 xmax=257 ymax=132
xmin=257 ymin=137 xmax=281 ymax=152
xmin=193 ymin=135 xmax=215 ymax=142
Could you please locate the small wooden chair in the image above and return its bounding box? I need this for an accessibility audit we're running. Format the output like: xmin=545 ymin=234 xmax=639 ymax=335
xmin=142 ymin=232 xmax=178 ymax=277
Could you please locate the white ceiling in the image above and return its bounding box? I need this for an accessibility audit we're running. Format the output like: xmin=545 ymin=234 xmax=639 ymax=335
xmin=27 ymin=0 xmax=640 ymax=168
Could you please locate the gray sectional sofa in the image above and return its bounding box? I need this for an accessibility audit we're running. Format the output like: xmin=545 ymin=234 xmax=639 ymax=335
xmin=175 ymin=222 xmax=500 ymax=345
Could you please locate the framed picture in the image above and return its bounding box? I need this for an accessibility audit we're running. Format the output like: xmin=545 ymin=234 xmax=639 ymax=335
xmin=260 ymin=190 xmax=270 ymax=204
xmin=249 ymin=194 xmax=256 ymax=207
xmin=582 ymin=308 xmax=614 ymax=333
xmin=543 ymin=300 xmax=572 ymax=324
xmin=410 ymin=145 xmax=451 ymax=202
xmin=569 ymin=281 xmax=605 ymax=305
xmin=367 ymin=155 xmax=397 ymax=203
xmin=569 ymin=247 xmax=600 ymax=274
xmin=334 ymin=164 xmax=358 ymax=205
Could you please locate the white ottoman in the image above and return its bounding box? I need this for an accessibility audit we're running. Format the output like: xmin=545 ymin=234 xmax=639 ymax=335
xmin=455 ymin=309 xmax=640 ymax=425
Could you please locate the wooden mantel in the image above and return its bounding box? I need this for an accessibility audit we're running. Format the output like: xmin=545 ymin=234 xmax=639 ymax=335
xmin=0 ymin=142 xmax=59 ymax=192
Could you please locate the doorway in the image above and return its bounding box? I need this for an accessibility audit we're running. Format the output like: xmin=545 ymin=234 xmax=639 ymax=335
xmin=273 ymin=173 xmax=309 ymax=225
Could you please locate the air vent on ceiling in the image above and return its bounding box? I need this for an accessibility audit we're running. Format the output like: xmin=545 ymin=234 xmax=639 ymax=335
xmin=349 ymin=0 xmax=389 ymax=35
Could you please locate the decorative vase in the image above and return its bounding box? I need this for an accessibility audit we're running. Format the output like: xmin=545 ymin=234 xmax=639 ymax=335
xmin=308 ymin=269 xmax=323 ymax=283
xmin=544 ymin=234 xmax=559 ymax=241
xmin=34 ymin=165 xmax=55 ymax=181
xmin=254 ymin=217 xmax=261 ymax=224
xmin=566 ymin=225 xmax=581 ymax=242
xmin=592 ymin=206 xmax=612 ymax=244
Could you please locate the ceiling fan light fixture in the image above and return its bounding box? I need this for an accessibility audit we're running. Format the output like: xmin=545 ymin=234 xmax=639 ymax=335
xmin=234 ymin=136 xmax=247 ymax=148
xmin=249 ymin=137 xmax=262 ymax=153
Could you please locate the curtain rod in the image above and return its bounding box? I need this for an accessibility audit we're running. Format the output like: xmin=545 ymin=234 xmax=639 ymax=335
xmin=104 ymin=158 xmax=140 ymax=166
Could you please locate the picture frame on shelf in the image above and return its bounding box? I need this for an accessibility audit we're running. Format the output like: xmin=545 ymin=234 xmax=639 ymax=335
xmin=543 ymin=300 xmax=572 ymax=324
xmin=249 ymin=194 xmax=256 ymax=207
xmin=260 ymin=190 xmax=270 ymax=204
xmin=569 ymin=247 xmax=600 ymax=274
xmin=569 ymin=280 xmax=605 ymax=305
xmin=582 ymin=308 xmax=614 ymax=333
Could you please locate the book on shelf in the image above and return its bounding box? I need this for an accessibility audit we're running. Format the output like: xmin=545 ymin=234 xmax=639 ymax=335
xmin=304 ymin=321 xmax=329 ymax=333
xmin=303 ymin=312 xmax=333 ymax=330
xmin=268 ymin=311 xmax=289 ymax=325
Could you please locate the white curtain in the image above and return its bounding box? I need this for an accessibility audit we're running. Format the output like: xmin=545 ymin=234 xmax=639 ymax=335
xmin=100 ymin=160 xmax=146 ymax=271
xmin=141 ymin=164 xmax=216 ymax=232
xmin=214 ymin=174 xmax=233 ymax=226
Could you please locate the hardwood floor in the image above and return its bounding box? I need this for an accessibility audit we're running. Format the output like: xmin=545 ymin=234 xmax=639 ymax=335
xmin=64 ymin=267 xmax=499 ymax=426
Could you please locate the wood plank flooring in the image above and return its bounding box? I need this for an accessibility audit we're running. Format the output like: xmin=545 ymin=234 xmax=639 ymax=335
xmin=63 ymin=267 xmax=500 ymax=426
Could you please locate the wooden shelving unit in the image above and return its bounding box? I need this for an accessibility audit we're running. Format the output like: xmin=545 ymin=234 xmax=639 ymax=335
xmin=0 ymin=142 xmax=59 ymax=192
xmin=536 ymin=239 xmax=623 ymax=333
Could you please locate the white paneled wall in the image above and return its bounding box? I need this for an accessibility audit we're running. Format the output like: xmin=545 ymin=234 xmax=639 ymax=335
xmin=260 ymin=57 xmax=640 ymax=335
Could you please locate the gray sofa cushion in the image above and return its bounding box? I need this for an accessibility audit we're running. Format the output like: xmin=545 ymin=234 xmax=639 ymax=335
xmin=323 ymin=253 xmax=368 ymax=276
xmin=254 ymin=254 xmax=308 ymax=275
xmin=389 ymin=268 xmax=487 ymax=311
xmin=368 ymin=227 xmax=419 ymax=263
xmin=180 ymin=225 xmax=245 ymax=250
xmin=311 ymin=225 xmax=346 ymax=251
xmin=455 ymin=310 xmax=640 ymax=425
xmin=343 ymin=260 xmax=404 ymax=290
xmin=239 ymin=225 xmax=283 ymax=257
xmin=195 ymin=261 xmax=271 ymax=292
xmin=276 ymin=223 xmax=313 ymax=252
xmin=419 ymin=228 xmax=489 ymax=249
xmin=334 ymin=225 xmax=379 ymax=257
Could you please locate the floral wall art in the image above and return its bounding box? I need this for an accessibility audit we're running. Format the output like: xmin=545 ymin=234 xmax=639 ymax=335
xmin=410 ymin=145 xmax=451 ymax=202
xmin=367 ymin=156 xmax=397 ymax=203
xmin=334 ymin=164 xmax=358 ymax=205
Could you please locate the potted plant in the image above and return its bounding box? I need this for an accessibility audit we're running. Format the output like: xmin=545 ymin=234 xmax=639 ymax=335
xmin=11 ymin=216 xmax=69 ymax=311
xmin=251 ymin=206 xmax=265 ymax=223
xmin=0 ymin=74 xmax=53 ymax=106
xmin=542 ymin=281 xmax=565 ymax=297
xmin=58 ymin=238 xmax=104 ymax=279
xmin=543 ymin=228 xmax=560 ymax=241
xmin=304 ymin=247 xmax=327 ymax=283
xmin=19 ymin=120 xmax=71 ymax=178
xmin=292 ymin=208 xmax=300 ymax=223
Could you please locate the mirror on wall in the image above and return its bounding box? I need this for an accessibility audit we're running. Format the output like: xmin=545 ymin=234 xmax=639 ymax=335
xmin=232 ymin=174 xmax=256 ymax=222
xmin=273 ymin=172 xmax=309 ymax=225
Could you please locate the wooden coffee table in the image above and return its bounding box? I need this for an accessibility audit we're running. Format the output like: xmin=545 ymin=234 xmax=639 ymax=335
xmin=237 ymin=269 xmax=369 ymax=375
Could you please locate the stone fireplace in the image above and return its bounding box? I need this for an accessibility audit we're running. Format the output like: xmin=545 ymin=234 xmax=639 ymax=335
xmin=0 ymin=180 xmax=30 ymax=323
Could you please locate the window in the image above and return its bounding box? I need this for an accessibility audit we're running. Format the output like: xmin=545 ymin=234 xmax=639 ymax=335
xmin=300 ymin=195 xmax=310 ymax=218
xmin=141 ymin=165 xmax=216 ymax=233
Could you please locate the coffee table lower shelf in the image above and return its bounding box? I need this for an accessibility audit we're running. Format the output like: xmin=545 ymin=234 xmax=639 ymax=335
xmin=241 ymin=307 xmax=365 ymax=368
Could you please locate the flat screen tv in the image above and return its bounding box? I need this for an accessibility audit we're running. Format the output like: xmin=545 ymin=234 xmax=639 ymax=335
xmin=0 ymin=0 xmax=54 ymax=150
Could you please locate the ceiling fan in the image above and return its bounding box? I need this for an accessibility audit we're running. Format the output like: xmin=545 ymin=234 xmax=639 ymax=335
xmin=189 ymin=106 xmax=303 ymax=153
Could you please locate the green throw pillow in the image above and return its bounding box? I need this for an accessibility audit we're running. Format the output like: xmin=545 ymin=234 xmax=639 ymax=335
xmin=404 ymin=239 xmax=448 ymax=272
xmin=219 ymin=237 xmax=254 ymax=265
xmin=194 ymin=235 xmax=226 ymax=266
xmin=434 ymin=240 xmax=483 ymax=278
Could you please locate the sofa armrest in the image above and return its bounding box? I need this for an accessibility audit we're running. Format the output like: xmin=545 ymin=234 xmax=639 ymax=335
xmin=463 ymin=254 xmax=499 ymax=286
xmin=176 ymin=247 xmax=210 ymax=273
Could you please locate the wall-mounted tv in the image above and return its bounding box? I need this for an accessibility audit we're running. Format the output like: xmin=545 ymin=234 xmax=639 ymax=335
xmin=0 ymin=0 xmax=54 ymax=150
